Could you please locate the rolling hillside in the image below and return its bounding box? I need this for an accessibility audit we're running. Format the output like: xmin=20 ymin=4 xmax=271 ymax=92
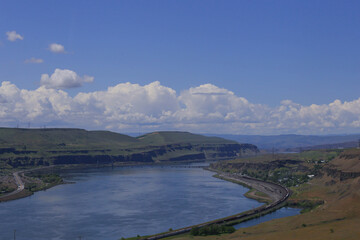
xmin=0 ymin=128 xmax=259 ymax=167
xmin=137 ymin=131 xmax=237 ymax=145
xmin=0 ymin=128 xmax=138 ymax=149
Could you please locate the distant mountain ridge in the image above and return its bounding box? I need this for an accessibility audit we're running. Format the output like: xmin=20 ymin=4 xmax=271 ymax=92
xmin=206 ymin=134 xmax=360 ymax=150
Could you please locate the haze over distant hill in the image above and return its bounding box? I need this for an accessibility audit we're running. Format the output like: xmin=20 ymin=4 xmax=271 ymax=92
xmin=207 ymin=134 xmax=360 ymax=150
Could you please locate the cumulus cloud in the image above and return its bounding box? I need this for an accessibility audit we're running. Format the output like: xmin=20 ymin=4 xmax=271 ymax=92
xmin=40 ymin=69 xmax=94 ymax=89
xmin=6 ymin=31 xmax=24 ymax=42
xmin=0 ymin=81 xmax=72 ymax=123
xmin=74 ymin=81 xmax=179 ymax=126
xmin=49 ymin=43 xmax=65 ymax=53
xmin=177 ymin=84 xmax=266 ymax=123
xmin=0 ymin=80 xmax=360 ymax=134
xmin=25 ymin=58 xmax=44 ymax=64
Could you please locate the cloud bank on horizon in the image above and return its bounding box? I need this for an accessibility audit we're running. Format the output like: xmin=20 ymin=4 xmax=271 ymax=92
xmin=0 ymin=78 xmax=359 ymax=134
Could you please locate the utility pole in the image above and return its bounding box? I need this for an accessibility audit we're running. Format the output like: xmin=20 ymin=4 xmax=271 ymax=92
xmin=78 ymin=236 xmax=82 ymax=240
xmin=14 ymin=229 xmax=16 ymax=240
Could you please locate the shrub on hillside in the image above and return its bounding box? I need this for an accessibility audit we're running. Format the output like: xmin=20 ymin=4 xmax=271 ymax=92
xmin=190 ymin=224 xmax=235 ymax=236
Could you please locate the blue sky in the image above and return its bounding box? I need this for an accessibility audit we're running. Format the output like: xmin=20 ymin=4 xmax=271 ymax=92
xmin=1 ymin=0 xmax=360 ymax=134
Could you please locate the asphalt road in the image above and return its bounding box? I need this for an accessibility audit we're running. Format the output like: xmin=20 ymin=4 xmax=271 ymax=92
xmin=0 ymin=170 xmax=25 ymax=199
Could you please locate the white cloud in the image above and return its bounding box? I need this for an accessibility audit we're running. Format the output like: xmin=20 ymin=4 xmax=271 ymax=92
xmin=49 ymin=43 xmax=65 ymax=53
xmin=73 ymin=81 xmax=179 ymax=125
xmin=40 ymin=69 xmax=94 ymax=89
xmin=25 ymin=58 xmax=44 ymax=64
xmin=0 ymin=81 xmax=72 ymax=122
xmin=177 ymin=84 xmax=267 ymax=124
xmin=0 ymin=80 xmax=360 ymax=134
xmin=6 ymin=31 xmax=24 ymax=42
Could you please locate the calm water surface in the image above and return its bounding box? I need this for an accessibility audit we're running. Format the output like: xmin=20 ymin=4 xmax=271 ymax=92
xmin=0 ymin=165 xmax=293 ymax=240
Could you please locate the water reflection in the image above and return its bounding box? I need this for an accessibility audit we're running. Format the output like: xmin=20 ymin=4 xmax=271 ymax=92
xmin=0 ymin=165 xmax=296 ymax=240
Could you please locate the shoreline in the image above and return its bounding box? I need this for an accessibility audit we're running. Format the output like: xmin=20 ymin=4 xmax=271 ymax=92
xmin=0 ymin=166 xmax=68 ymax=203
xmin=207 ymin=168 xmax=288 ymax=203
xmin=140 ymin=168 xmax=290 ymax=240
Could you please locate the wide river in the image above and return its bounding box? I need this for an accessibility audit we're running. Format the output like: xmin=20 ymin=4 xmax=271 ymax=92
xmin=0 ymin=164 xmax=298 ymax=240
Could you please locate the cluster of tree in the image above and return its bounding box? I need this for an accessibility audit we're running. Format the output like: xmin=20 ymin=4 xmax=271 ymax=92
xmin=190 ymin=224 xmax=235 ymax=236
xmin=31 ymin=173 xmax=63 ymax=184
xmin=287 ymin=200 xmax=324 ymax=213
xmin=24 ymin=173 xmax=63 ymax=192
xmin=25 ymin=182 xmax=38 ymax=192
xmin=0 ymin=185 xmax=15 ymax=193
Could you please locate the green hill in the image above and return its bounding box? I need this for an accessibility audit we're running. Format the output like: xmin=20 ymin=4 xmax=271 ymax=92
xmin=137 ymin=131 xmax=236 ymax=145
xmin=0 ymin=128 xmax=258 ymax=168
xmin=0 ymin=128 xmax=138 ymax=150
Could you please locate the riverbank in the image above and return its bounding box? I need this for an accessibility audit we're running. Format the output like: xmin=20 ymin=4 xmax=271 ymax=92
xmin=136 ymin=168 xmax=289 ymax=240
xmin=211 ymin=169 xmax=288 ymax=203
xmin=0 ymin=166 xmax=69 ymax=203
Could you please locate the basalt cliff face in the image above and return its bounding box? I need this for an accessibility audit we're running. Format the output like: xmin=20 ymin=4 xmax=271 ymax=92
xmin=0 ymin=128 xmax=259 ymax=167
xmin=323 ymin=149 xmax=360 ymax=181
xmin=48 ymin=143 xmax=256 ymax=164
